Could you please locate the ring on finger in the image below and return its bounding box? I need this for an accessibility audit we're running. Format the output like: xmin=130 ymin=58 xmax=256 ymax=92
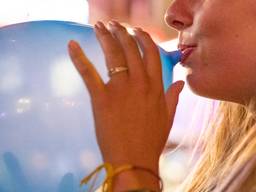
xmin=108 ymin=66 xmax=129 ymax=77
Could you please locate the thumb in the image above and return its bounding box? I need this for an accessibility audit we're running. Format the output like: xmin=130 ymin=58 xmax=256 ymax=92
xmin=165 ymin=80 xmax=185 ymax=122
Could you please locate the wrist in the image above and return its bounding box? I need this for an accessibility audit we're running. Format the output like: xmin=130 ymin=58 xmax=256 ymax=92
xmin=103 ymin=154 xmax=160 ymax=173
xmin=101 ymin=154 xmax=161 ymax=191
xmin=111 ymin=164 xmax=162 ymax=192
xmin=113 ymin=166 xmax=162 ymax=192
xmin=80 ymin=162 xmax=162 ymax=192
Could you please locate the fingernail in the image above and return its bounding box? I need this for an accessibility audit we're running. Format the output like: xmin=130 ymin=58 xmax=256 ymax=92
xmin=134 ymin=27 xmax=143 ymax=32
xmin=109 ymin=20 xmax=119 ymax=26
xmin=94 ymin=23 xmax=99 ymax=30
xmin=69 ymin=40 xmax=78 ymax=51
xmin=95 ymin=21 xmax=106 ymax=30
xmin=108 ymin=20 xmax=121 ymax=31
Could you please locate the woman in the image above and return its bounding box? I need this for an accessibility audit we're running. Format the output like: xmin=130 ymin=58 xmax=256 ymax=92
xmin=68 ymin=0 xmax=256 ymax=191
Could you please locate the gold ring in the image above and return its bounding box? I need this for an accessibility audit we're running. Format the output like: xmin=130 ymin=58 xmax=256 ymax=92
xmin=108 ymin=66 xmax=129 ymax=77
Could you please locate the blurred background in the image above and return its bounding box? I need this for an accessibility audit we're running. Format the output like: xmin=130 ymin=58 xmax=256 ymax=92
xmin=0 ymin=0 xmax=177 ymax=41
xmin=0 ymin=0 xmax=218 ymax=191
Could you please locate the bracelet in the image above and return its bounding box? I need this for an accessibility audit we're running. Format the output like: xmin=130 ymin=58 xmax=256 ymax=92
xmin=80 ymin=162 xmax=163 ymax=192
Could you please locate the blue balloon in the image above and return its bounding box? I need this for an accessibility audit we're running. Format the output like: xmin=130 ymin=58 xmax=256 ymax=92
xmin=0 ymin=20 xmax=181 ymax=191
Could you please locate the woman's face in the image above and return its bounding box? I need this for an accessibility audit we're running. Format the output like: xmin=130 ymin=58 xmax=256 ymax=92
xmin=165 ymin=0 xmax=256 ymax=105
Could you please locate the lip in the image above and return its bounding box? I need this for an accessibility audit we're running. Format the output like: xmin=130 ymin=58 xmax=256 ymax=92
xmin=178 ymin=43 xmax=197 ymax=50
xmin=178 ymin=44 xmax=197 ymax=65
xmin=180 ymin=47 xmax=195 ymax=64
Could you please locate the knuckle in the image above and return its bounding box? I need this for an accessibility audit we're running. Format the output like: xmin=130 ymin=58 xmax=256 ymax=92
xmin=101 ymin=41 xmax=125 ymax=60
xmin=142 ymin=31 xmax=152 ymax=40
xmin=146 ymin=40 xmax=159 ymax=52
xmin=106 ymin=50 xmax=124 ymax=64
xmin=144 ymin=40 xmax=160 ymax=58
xmin=114 ymin=27 xmax=133 ymax=41
xmin=123 ymin=37 xmax=137 ymax=50
xmin=115 ymin=25 xmax=127 ymax=33
xmin=130 ymin=78 xmax=150 ymax=94
xmin=79 ymin=66 xmax=90 ymax=77
xmin=100 ymin=26 xmax=112 ymax=35
xmin=109 ymin=43 xmax=122 ymax=54
xmin=140 ymin=32 xmax=159 ymax=51
xmin=126 ymin=34 xmax=137 ymax=44
xmin=100 ymin=31 xmax=113 ymax=41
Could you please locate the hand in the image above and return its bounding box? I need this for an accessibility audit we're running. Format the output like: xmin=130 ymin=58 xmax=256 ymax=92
xmin=68 ymin=21 xmax=184 ymax=172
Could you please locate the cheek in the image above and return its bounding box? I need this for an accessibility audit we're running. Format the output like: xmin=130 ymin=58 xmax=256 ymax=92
xmin=186 ymin=1 xmax=256 ymax=101
xmin=186 ymin=38 xmax=256 ymax=101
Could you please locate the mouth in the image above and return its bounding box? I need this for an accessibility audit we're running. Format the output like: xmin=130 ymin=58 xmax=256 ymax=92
xmin=178 ymin=44 xmax=197 ymax=51
xmin=178 ymin=44 xmax=197 ymax=64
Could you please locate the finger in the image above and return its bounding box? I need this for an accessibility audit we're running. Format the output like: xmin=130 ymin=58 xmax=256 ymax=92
xmin=133 ymin=28 xmax=162 ymax=88
xmin=68 ymin=40 xmax=105 ymax=98
xmin=165 ymin=80 xmax=185 ymax=123
xmin=108 ymin=20 xmax=146 ymax=80
xmin=94 ymin=21 xmax=129 ymax=81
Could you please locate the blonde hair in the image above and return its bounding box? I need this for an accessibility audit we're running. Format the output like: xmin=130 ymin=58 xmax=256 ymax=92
xmin=182 ymin=99 xmax=256 ymax=191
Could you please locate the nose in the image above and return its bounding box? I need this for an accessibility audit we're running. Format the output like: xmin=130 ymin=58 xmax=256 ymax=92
xmin=165 ymin=0 xmax=193 ymax=31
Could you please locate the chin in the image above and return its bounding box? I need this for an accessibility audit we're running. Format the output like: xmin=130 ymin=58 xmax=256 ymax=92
xmin=186 ymin=73 xmax=217 ymax=100
xmin=186 ymin=74 xmax=246 ymax=105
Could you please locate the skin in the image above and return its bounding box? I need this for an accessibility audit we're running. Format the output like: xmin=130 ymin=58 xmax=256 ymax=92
xmin=68 ymin=0 xmax=256 ymax=191
xmin=68 ymin=22 xmax=184 ymax=191
xmin=165 ymin=0 xmax=256 ymax=105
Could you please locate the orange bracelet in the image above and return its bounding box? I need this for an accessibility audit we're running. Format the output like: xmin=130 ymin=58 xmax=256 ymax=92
xmin=80 ymin=163 xmax=163 ymax=192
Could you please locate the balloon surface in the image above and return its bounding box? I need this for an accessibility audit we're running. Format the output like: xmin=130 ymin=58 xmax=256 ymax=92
xmin=0 ymin=20 xmax=181 ymax=191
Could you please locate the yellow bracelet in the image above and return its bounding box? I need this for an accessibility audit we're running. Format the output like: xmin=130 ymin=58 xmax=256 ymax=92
xmin=80 ymin=163 xmax=163 ymax=192
xmin=80 ymin=163 xmax=132 ymax=191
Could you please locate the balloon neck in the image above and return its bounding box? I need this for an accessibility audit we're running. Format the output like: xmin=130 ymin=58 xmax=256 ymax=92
xmin=158 ymin=47 xmax=182 ymax=66
xmin=158 ymin=46 xmax=182 ymax=91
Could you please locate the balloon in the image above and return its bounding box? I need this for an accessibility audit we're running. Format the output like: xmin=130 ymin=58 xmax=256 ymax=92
xmin=0 ymin=20 xmax=181 ymax=191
